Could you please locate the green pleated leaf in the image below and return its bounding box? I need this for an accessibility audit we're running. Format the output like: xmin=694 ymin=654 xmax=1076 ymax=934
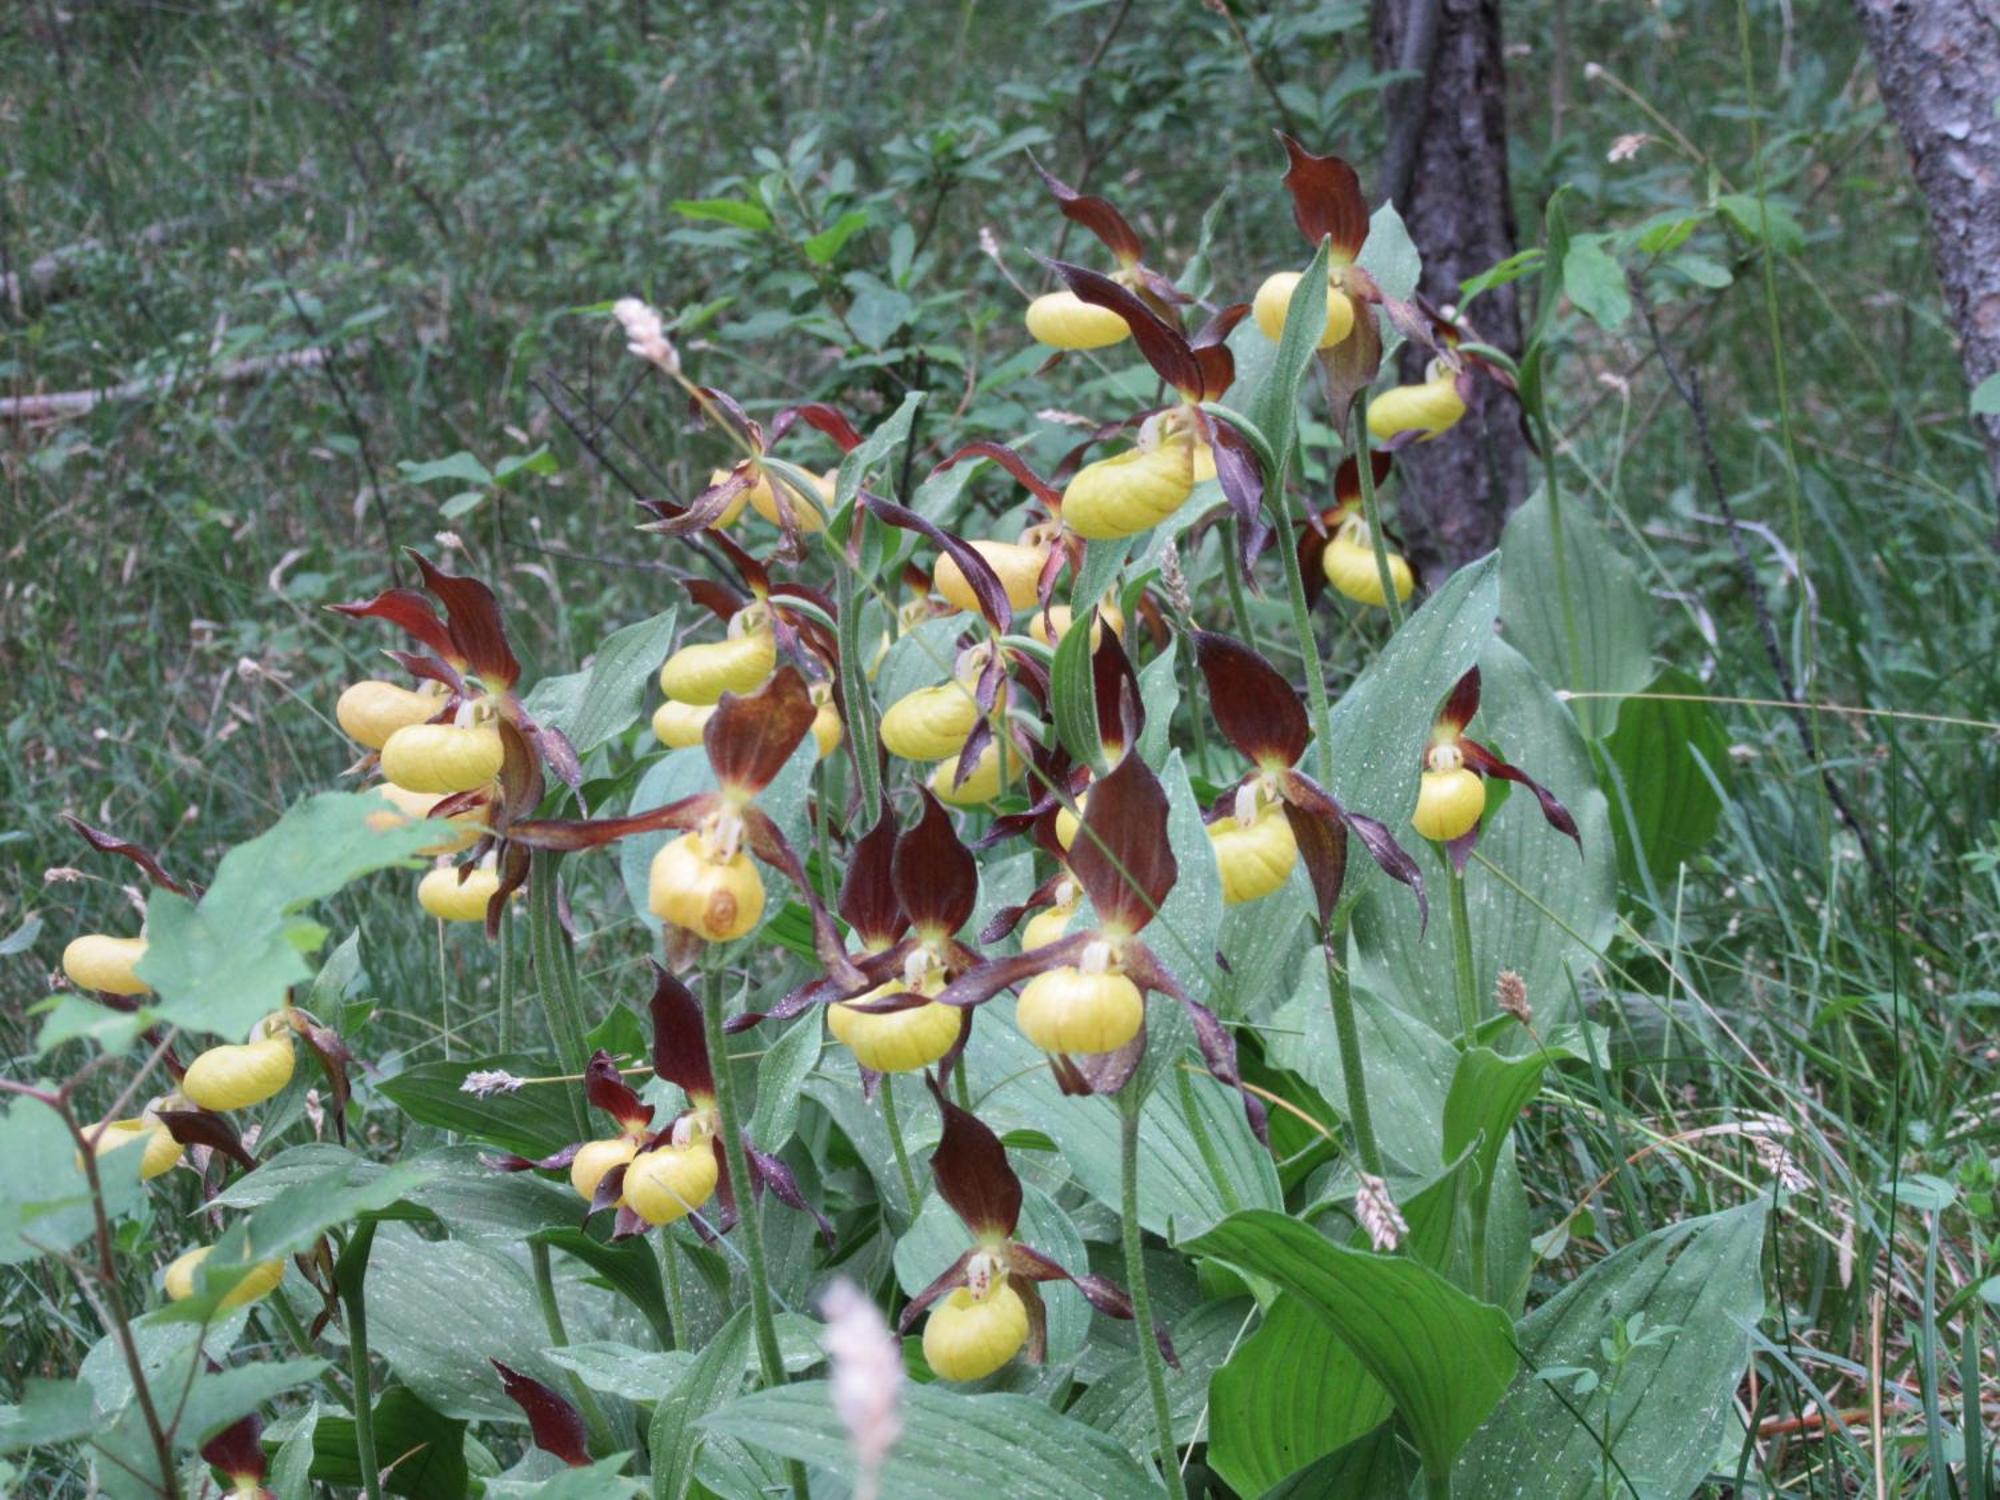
xmin=376 ymin=1054 xmax=582 ymax=1160
xmin=648 ymin=1307 xmax=754 ymax=1500
xmin=1247 ymin=236 xmax=1333 ymax=483
xmin=521 ymin=608 xmax=677 ymax=757
xmin=306 ymin=1385 xmax=468 ymax=1500
xmin=1049 ymin=600 xmax=1105 ymax=774
xmin=1599 ymin=666 xmax=1730 ymax=897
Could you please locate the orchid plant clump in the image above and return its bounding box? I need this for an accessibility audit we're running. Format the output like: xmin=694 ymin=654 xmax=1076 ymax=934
xmin=13 ymin=130 xmax=1663 ymax=1500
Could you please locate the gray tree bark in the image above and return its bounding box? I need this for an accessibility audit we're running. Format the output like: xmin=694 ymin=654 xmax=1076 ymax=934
xmin=1854 ymin=0 xmax=2000 ymax=507
xmin=1371 ymin=0 xmax=1530 ymax=578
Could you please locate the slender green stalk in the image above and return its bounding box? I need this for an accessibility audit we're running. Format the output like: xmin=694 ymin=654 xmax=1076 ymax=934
xmin=1264 ymin=416 xmax=1336 ymax=788
xmin=658 ymin=1230 xmax=686 ymax=1352
xmin=528 ymin=850 xmax=592 ymax=1136
xmin=1176 ymin=1066 xmax=1241 ymax=1216
xmin=532 ymin=1240 xmax=614 ymax=1454
xmin=1528 ymin=387 xmax=1584 ymax=693
xmin=700 ymin=962 xmax=808 ymax=1500
xmin=1221 ymin=517 xmax=1264 ymax=656
xmin=1120 ymin=1095 xmax=1188 ymax=1500
xmin=1351 ymin=392 xmax=1405 ymax=631
xmin=879 ymin=1072 xmax=921 ymax=1223
xmin=1323 ymin=920 xmax=1384 ymax=1177
xmin=496 ymin=899 xmax=517 ymax=1053
xmin=1449 ymin=865 xmax=1480 ymax=1041
xmin=436 ymin=920 xmax=452 ymax=1063
xmin=337 ymin=1224 xmax=383 ymax=1500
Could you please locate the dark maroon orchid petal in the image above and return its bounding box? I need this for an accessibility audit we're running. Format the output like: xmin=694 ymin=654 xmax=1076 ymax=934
xmin=1445 ymin=827 xmax=1481 ymax=877
xmin=744 ymin=1141 xmax=836 ymax=1245
xmin=329 ymin=586 xmax=458 ymax=665
xmin=1279 ymin=134 xmax=1368 ymax=261
xmin=1195 ymin=631 xmax=1310 ymax=770
xmin=293 ymin=1016 xmax=354 ymax=1145
xmin=898 ymin=1248 xmax=978 ymax=1334
xmin=705 ymin=666 xmax=816 ymax=796
xmin=1181 ymin=991 xmax=1270 ymax=1145
xmin=921 ymin=1074 xmax=1022 ymax=1239
xmin=1437 ymin=666 xmax=1482 ymax=738
xmin=952 ymin=716 xmax=996 ymax=795
xmin=682 ymin=576 xmax=748 ymax=624
xmin=1192 ymin=342 xmax=1237 ymax=405
xmin=1090 ymin=626 xmax=1144 ymax=758
xmin=60 ymin=815 xmax=191 ymax=896
xmin=157 ymin=1109 xmax=257 ymax=1175
xmin=775 ymin=402 xmax=864 ymax=453
xmin=935 ymin=933 xmax=1093 ymax=1010
xmin=199 ymin=1409 xmax=266 ymax=1483
xmin=493 ymin=1361 xmax=591 ymax=1467
xmin=1279 ymin=769 xmax=1428 ymax=929
xmin=935 ymin=1006 xmax=976 ymax=1092
xmin=863 ymin=493 xmax=1015 ymax=633
xmin=1070 ymin=1028 xmax=1148 ymax=1097
xmin=840 ymin=986 xmax=937 ymax=1017
xmin=1133 ymin=264 xmax=1194 ymax=311
xmin=486 ymin=1141 xmax=585 ymax=1174
xmin=507 ymin=791 xmax=713 ymax=852
xmin=739 ymin=807 xmax=869 ymax=990
xmin=1067 ymin=752 xmax=1176 ymax=936
xmin=589 ymin=1161 xmax=629 ymax=1217
xmin=895 ymin=789 xmax=978 ymax=938
xmin=1203 ymin=418 xmax=1267 ymax=561
xmin=385 ymin=649 xmax=464 ymax=694
xmin=977 ymin=870 xmax=1071 ymax=945
xmin=1049 ymin=260 xmax=1202 ymax=398
xmin=1191 ymin=303 xmax=1252 ymax=350
xmin=497 ymin=716 xmax=552 ymax=822
xmin=1333 ymin=450 xmax=1395 ymax=506
xmin=687 ymin=385 xmax=763 ymax=452
xmin=840 ymin=804 xmax=907 ymax=951
xmin=583 ymin=1050 xmax=651 ymax=1131
xmin=1324 ymin=297 xmax=1384 ymax=427
xmin=648 ymin=963 xmax=717 ymax=1102
xmin=411 ymin=553 xmax=521 ymax=691
xmin=487 ymin=844 xmax=532 ymax=942
xmin=611 ymin=1204 xmax=647 ymax=1241
xmin=1283 ymin=799 xmax=1350 ymax=930
xmin=1461 ymin=739 xmax=1583 ymax=849
xmin=647 ymin=468 xmax=755 ymax=536
xmin=1031 ymin=155 xmax=1144 ymax=264
xmin=1008 ymin=1244 xmax=1167 ymax=1359
xmin=937 ymin=440 xmax=1066 ymax=513
xmin=1017 ymin=1276 xmax=1050 ymax=1365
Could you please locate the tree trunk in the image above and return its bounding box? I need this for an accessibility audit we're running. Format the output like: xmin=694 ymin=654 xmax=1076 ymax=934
xmin=1371 ymin=0 xmax=1530 ymax=578
xmin=1853 ymin=0 xmax=2000 ymax=508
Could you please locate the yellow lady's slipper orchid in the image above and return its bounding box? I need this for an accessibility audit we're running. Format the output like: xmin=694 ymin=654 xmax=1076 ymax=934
xmin=164 ymin=1246 xmax=285 ymax=1310
xmin=934 ymin=540 xmax=1047 ymax=614
xmin=624 ymin=1140 xmax=720 ymax=1226
xmin=180 ymin=1014 xmax=296 ymax=1112
xmin=930 ymin=739 xmax=1019 ymax=808
xmin=657 ymin=618 xmax=777 ymax=706
xmin=368 ymin=783 xmax=484 ymax=855
xmin=1209 ymin=801 xmax=1299 ymax=906
xmin=923 ymin=1277 xmax=1030 ymax=1381
xmin=706 ymin=466 xmax=758 ymax=528
xmin=748 ymin=468 xmax=835 ymax=533
xmin=879 ymin=681 xmax=980 ymax=761
xmin=1321 ymin=530 xmax=1414 ymax=607
xmin=809 ymin=681 xmax=843 ymax=759
xmin=570 ymin=1137 xmax=640 ymax=1203
xmin=1061 ymin=432 xmax=1196 ymax=540
xmin=62 ymin=934 xmax=150 ymax=996
xmin=1367 ymin=366 xmax=1467 ymax=444
xmin=380 ymin=721 xmax=505 ymax=796
xmin=418 ymin=864 xmax=501 ymax=923
xmin=1024 ymin=290 xmax=1132 ymax=351
xmin=827 ymin=971 xmax=959 ymax=1074
xmin=1015 ymin=966 xmax=1144 ymax=1054
xmin=82 ymin=1115 xmax=183 ymax=1181
xmin=1028 ymin=601 xmax=1123 ymax=649
xmin=335 ymin=679 xmax=445 ymax=750
xmin=649 ymin=830 xmax=766 ymax=942
xmin=1252 ymin=269 xmax=1356 ymax=349
xmin=1411 ymin=744 xmax=1486 ymax=843
xmin=652 ymin=698 xmax=717 ymax=749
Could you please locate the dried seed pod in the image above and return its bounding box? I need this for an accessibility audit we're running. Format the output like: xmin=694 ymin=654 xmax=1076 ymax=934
xmin=827 ymin=974 xmax=959 ymax=1074
xmin=624 ymin=1141 xmax=720 ymax=1225
xmin=649 ymin=831 xmax=766 ymax=942
xmin=1209 ymin=802 xmax=1299 ymax=906
xmin=335 ymin=679 xmax=445 ymax=750
xmin=380 ymin=722 xmax=505 ymax=795
xmin=62 ymin=933 xmax=151 ymax=996
xmin=163 ymin=1245 xmax=285 ymax=1309
xmin=934 ymin=540 xmax=1046 ymax=614
xmin=1025 ymin=290 xmax=1132 ymax=351
xmin=181 ymin=1015 xmax=296 ymax=1112
xmin=1061 ymin=435 xmax=1197 ymax=540
xmin=1252 ymin=269 xmax=1356 ymax=349
xmin=418 ymin=864 xmax=502 ymax=923
xmin=1015 ymin=966 xmax=1144 ymax=1055
xmin=923 ymin=1277 xmax=1030 ymax=1381
xmin=879 ymin=682 xmax=981 ymax=761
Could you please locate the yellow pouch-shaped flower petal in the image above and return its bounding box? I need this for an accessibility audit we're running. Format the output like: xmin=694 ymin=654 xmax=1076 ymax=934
xmin=62 ymin=934 xmax=150 ymax=996
xmin=181 ymin=1024 xmax=296 ymax=1113
xmin=625 ymin=1142 xmax=720 ymax=1225
xmin=1252 ymin=271 xmax=1356 ymax=349
xmin=1061 ymin=437 xmax=1196 ymax=540
xmin=934 ymin=540 xmax=1046 ymax=614
xmin=657 ymin=631 xmax=776 ymax=706
xmin=879 ymin=682 xmax=980 ymax=761
xmin=380 ymin=722 xmax=505 ymax=795
xmin=1209 ymin=803 xmax=1299 ymax=906
xmin=1367 ymin=376 xmax=1466 ymax=444
xmin=1412 ymin=765 xmax=1486 ymax=843
xmin=649 ymin=832 xmax=766 ymax=942
xmin=419 ymin=864 xmax=501 ymax=923
xmin=1321 ymin=534 xmax=1414 ymax=607
xmin=1025 ymin=290 xmax=1132 ymax=350
xmin=923 ymin=1279 xmax=1029 ymax=1381
xmin=336 ymin=679 xmax=444 ymax=750
xmin=1016 ymin=967 xmax=1144 ymax=1055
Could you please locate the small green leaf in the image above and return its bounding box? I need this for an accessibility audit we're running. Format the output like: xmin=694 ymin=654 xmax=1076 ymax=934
xmin=1561 ymin=235 xmax=1631 ymax=329
xmin=1049 ymin=605 xmax=1104 ymax=775
xmin=670 ymin=198 xmax=773 ymax=232
xmin=397 ymin=451 xmax=494 ymax=488
xmin=0 ymin=1378 xmax=95 ymax=1454
xmin=307 ymin=1385 xmax=467 ymax=1500
xmin=1716 ymin=193 xmax=1804 ymax=254
xmin=1601 ymin=667 xmax=1730 ymax=896
xmin=438 ymin=489 xmax=488 ymax=519
xmin=1460 ymin=247 xmax=1545 ymax=306
xmin=493 ymin=445 xmax=557 ymax=484
xmin=802 ymin=209 xmax=870 ymax=266
xmin=1248 ymin=236 xmax=1333 ymax=484
xmin=750 ymin=1011 xmax=822 ymax=1151
xmin=269 ymin=1402 xmax=318 ymax=1500
xmin=521 ymin=608 xmax=678 ymax=757
xmin=1970 ymin=371 xmax=2000 ymax=416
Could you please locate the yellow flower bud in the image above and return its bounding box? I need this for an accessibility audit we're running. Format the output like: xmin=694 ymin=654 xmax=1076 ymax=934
xmin=827 ymin=972 xmax=959 ymax=1074
xmin=1053 ymin=789 xmax=1089 ymax=852
xmin=1061 ymin=435 xmax=1196 ymax=540
xmin=380 ymin=722 xmax=505 ymax=796
xmin=649 ymin=831 xmax=766 ymax=942
xmin=570 ymin=1136 xmax=639 ymax=1203
xmin=1321 ymin=532 xmax=1414 ymax=607
xmin=930 ymin=739 xmax=1020 ymax=808
xmin=181 ymin=1016 xmax=296 ymax=1113
xmin=1366 ymin=375 xmax=1467 ymax=444
xmin=62 ymin=934 xmax=150 ymax=997
xmin=1027 ymin=601 xmax=1123 ymax=649
xmin=1252 ymin=271 xmax=1356 ymax=349
xmin=163 ymin=1245 xmax=285 ymax=1310
xmin=706 ymin=467 xmax=757 ymax=528
xmin=368 ymin=783 xmax=484 ymax=855
xmin=879 ymin=682 xmax=980 ymax=761
xmin=1024 ymin=290 xmax=1132 ymax=351
xmin=934 ymin=540 xmax=1047 ymax=614
xmin=923 ymin=1278 xmax=1030 ymax=1381
xmin=625 ymin=1141 xmax=720 ymax=1226
xmin=335 ymin=679 xmax=445 ymax=750
xmin=749 ymin=467 xmax=834 ymax=533
xmin=657 ymin=629 xmax=777 ymax=706
xmin=418 ymin=864 xmax=502 ymax=923
xmin=1209 ymin=803 xmax=1299 ymax=906
xmin=1412 ymin=765 xmax=1486 ymax=843
xmin=1016 ymin=966 xmax=1144 ymax=1055
xmin=82 ymin=1118 xmax=184 ymax=1181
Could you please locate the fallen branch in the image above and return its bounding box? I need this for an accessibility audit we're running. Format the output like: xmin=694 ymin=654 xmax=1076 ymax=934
xmin=2 ymin=342 xmax=361 ymax=423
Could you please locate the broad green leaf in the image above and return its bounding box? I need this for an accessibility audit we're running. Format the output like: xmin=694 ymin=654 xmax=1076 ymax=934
xmin=0 ymin=1378 xmax=95 ymax=1453
xmin=137 ymin=792 xmax=436 ymax=1042
xmin=376 ymin=1054 xmax=580 ymax=1160
xmin=1561 ymin=235 xmax=1631 ymax=329
xmin=521 ymin=608 xmax=678 ymax=757
xmin=802 ymin=209 xmax=870 ymax=266
xmin=1071 ymin=1297 xmax=1253 ymax=1458
xmin=178 ymin=1357 xmax=328 ymax=1446
xmin=397 ymin=1147 xmax=582 ymax=1243
xmin=205 ymin=1146 xmax=434 ymax=1258
xmin=1259 ymin=1426 xmax=1419 ymax=1498
xmin=1135 ymin=639 xmax=1180 ymax=766
xmin=1247 ymin=237 xmax=1333 ymax=482
xmin=486 ymin=1453 xmax=643 ymax=1498
xmin=1360 ymin=200 xmax=1422 ymax=302
xmin=545 ymin=1342 xmax=692 ymax=1404
xmin=534 ymin=1226 xmax=675 ymax=1348
xmin=1187 ymin=1210 xmax=1516 ymax=1480
xmin=1455 ymin=1203 xmax=1769 ymax=1498
xmin=307 ymin=1385 xmax=468 ymax=1500
xmin=1972 ymin=371 xmax=2000 ymax=417
xmin=1715 ymin=193 xmax=1804 ymax=255
xmin=671 ymin=197 xmax=772 ymax=232
xmin=701 ymin=1381 xmax=1163 ymax=1499
xmin=398 ymin=451 xmax=494 ymax=487
xmin=0 ymin=1090 xmax=146 ymax=1265
xmin=269 ymin=1402 xmax=318 ymax=1500
xmin=365 ymin=1225 xmax=559 ymax=1420
xmin=78 ymin=1312 xmax=249 ymax=1417
xmin=1354 ymin=640 xmax=1615 ymax=1039
xmin=1600 ymin=667 xmax=1730 ymax=897
xmin=1049 ymin=600 xmax=1104 ymax=774
xmin=750 ymin=1011 xmax=822 ymax=1151
xmin=1498 ymin=488 xmax=1651 ymax=739
xmin=648 ymin=1306 xmax=754 ymax=1500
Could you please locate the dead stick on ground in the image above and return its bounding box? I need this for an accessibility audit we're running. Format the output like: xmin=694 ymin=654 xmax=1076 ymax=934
xmin=1 ymin=342 xmax=360 ymax=423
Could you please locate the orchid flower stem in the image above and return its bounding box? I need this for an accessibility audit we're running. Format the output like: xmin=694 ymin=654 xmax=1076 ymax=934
xmin=1449 ymin=862 xmax=1480 ymax=1042
xmin=1120 ymin=1092 xmax=1189 ymax=1500
xmin=658 ymin=1229 xmax=686 ymax=1351
xmin=528 ymin=850 xmax=592 ymax=1138
xmin=1352 ymin=393 xmax=1405 ymax=632
xmin=700 ymin=960 xmax=809 ymax=1500
xmin=1265 ymin=401 xmax=1335 ymax=788
xmin=953 ymin=1064 xmax=973 ymax=1113
xmin=496 ymin=902 xmax=517 ymax=1053
xmin=1323 ymin=917 xmax=1384 ymax=1177
xmin=1222 ymin=517 xmax=1264 ymax=657
xmin=531 ymin=1240 xmax=614 ymax=1455
xmin=1528 ymin=371 xmax=1584 ymax=692
xmin=1176 ymin=1066 xmax=1241 ymax=1216
xmin=336 ymin=1223 xmax=383 ymax=1500
xmin=879 ymin=1072 xmax=921 ymax=1225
